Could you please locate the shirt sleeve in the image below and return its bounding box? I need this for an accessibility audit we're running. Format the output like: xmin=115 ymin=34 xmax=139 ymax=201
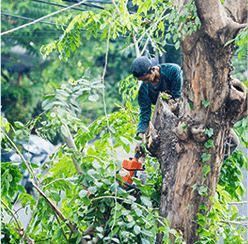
xmin=167 ymin=64 xmax=182 ymax=99
xmin=137 ymin=84 xmax=151 ymax=135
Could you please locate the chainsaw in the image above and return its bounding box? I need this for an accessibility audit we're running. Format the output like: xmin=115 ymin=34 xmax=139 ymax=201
xmin=118 ymin=151 xmax=147 ymax=191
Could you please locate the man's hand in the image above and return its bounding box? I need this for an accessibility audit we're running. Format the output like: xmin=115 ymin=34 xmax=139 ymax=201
xmin=135 ymin=133 xmax=146 ymax=158
xmin=138 ymin=133 xmax=146 ymax=143
xmin=135 ymin=143 xmax=146 ymax=158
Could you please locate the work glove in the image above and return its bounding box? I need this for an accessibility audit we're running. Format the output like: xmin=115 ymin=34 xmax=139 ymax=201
xmin=135 ymin=143 xmax=146 ymax=158
xmin=135 ymin=132 xmax=146 ymax=158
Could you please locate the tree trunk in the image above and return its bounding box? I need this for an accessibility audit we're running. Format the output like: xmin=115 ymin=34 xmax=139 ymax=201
xmin=147 ymin=1 xmax=247 ymax=243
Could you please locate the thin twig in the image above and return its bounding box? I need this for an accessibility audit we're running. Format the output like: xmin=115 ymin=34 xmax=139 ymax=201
xmin=1 ymin=130 xmax=38 ymax=186
xmin=111 ymin=0 xmax=121 ymax=14
xmin=56 ymin=122 xmax=84 ymax=175
xmin=1 ymin=200 xmax=35 ymax=243
xmin=1 ymin=200 xmax=22 ymax=230
xmin=1 ymin=0 xmax=89 ymax=36
xmin=140 ymin=10 xmax=168 ymax=56
xmin=53 ymin=211 xmax=69 ymax=243
xmin=228 ymin=201 xmax=247 ymax=204
xmin=42 ymin=178 xmax=66 ymax=189
xmin=133 ymin=34 xmax=140 ymax=57
xmin=220 ymin=220 xmax=247 ymax=227
xmin=9 ymin=203 xmax=31 ymax=224
xmin=100 ymin=1 xmax=123 ymax=237
xmin=32 ymin=183 xmax=87 ymax=244
xmin=21 ymin=195 xmax=41 ymax=244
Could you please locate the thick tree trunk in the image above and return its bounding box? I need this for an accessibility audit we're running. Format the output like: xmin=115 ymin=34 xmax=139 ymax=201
xmin=147 ymin=1 xmax=247 ymax=243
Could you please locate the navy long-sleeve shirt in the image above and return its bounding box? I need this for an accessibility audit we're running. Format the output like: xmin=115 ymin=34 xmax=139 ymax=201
xmin=137 ymin=63 xmax=182 ymax=135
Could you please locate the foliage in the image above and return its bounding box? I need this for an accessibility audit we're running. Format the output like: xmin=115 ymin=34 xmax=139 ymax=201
xmin=1 ymin=0 xmax=247 ymax=243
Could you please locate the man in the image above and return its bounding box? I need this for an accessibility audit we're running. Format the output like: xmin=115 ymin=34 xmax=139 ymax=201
xmin=131 ymin=56 xmax=238 ymax=161
xmin=131 ymin=56 xmax=182 ymax=143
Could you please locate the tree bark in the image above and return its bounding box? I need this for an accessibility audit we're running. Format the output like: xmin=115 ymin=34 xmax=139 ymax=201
xmin=148 ymin=1 xmax=247 ymax=243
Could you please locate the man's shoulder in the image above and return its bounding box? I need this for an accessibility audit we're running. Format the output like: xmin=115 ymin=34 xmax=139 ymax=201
xmin=160 ymin=63 xmax=181 ymax=70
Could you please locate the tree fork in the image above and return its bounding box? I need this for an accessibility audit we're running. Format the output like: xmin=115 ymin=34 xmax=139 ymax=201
xmin=147 ymin=1 xmax=247 ymax=243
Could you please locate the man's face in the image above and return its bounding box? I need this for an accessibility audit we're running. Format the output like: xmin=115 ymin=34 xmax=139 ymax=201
xmin=137 ymin=68 xmax=156 ymax=83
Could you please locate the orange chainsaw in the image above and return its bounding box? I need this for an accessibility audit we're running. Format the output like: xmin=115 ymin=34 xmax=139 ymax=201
xmin=118 ymin=152 xmax=147 ymax=191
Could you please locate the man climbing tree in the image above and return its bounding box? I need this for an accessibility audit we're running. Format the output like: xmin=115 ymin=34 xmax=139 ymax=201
xmin=131 ymin=55 xmax=240 ymax=163
xmin=131 ymin=56 xmax=182 ymax=142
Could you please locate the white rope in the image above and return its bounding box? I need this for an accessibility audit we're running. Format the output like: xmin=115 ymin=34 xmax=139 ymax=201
xmin=1 ymin=0 xmax=88 ymax=36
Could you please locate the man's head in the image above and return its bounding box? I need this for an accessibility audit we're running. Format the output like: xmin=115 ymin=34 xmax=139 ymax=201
xmin=131 ymin=56 xmax=158 ymax=83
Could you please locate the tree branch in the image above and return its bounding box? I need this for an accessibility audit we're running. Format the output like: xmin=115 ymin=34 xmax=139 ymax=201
xmin=61 ymin=123 xmax=84 ymax=175
xmin=220 ymin=220 xmax=247 ymax=227
xmin=21 ymin=195 xmax=41 ymax=244
xmin=1 ymin=200 xmax=22 ymax=231
xmin=133 ymin=35 xmax=140 ymax=58
xmin=1 ymin=200 xmax=35 ymax=244
xmin=1 ymin=130 xmax=38 ymax=186
xmin=32 ymin=183 xmax=87 ymax=244
xmin=195 ymin=0 xmax=228 ymax=34
xmin=228 ymin=201 xmax=247 ymax=205
xmin=224 ymin=0 xmax=247 ymax=24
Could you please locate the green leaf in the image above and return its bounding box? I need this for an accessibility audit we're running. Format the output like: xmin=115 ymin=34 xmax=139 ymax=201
xmin=141 ymin=196 xmax=152 ymax=207
xmin=201 ymin=153 xmax=211 ymax=162
xmin=160 ymin=94 xmax=169 ymax=99
xmin=2 ymin=117 xmax=8 ymax=127
xmin=14 ymin=121 xmax=24 ymax=128
xmin=197 ymin=228 xmax=209 ymax=236
xmin=142 ymin=229 xmax=153 ymax=237
xmin=199 ymin=205 xmax=208 ymax=211
xmin=204 ymin=139 xmax=215 ymax=148
xmin=88 ymin=94 xmax=99 ymax=102
xmin=18 ymin=185 xmax=26 ymax=193
xmin=202 ymin=100 xmax=210 ymax=108
xmin=79 ymin=190 xmax=88 ymax=198
xmin=57 ymin=228 xmax=63 ymax=239
xmin=192 ymin=183 xmax=198 ymax=190
xmin=203 ymin=165 xmax=210 ymax=175
xmin=175 ymin=41 xmax=180 ymax=50
xmin=205 ymin=128 xmax=213 ymax=138
xmin=61 ymin=124 xmax=69 ymax=138
xmin=51 ymin=191 xmax=61 ymax=202
xmin=134 ymin=225 xmax=141 ymax=234
xmin=198 ymin=186 xmax=208 ymax=195
xmin=186 ymin=204 xmax=190 ymax=210
xmin=88 ymin=186 xmax=97 ymax=194
xmin=224 ymin=38 xmax=235 ymax=47
xmin=141 ymin=238 xmax=150 ymax=244
xmin=230 ymin=212 xmax=238 ymax=221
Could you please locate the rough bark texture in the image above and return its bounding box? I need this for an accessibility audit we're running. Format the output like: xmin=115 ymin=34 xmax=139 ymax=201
xmin=147 ymin=1 xmax=247 ymax=243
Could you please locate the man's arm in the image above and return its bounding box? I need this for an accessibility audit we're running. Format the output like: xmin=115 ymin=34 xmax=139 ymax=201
xmin=166 ymin=64 xmax=182 ymax=99
xmin=137 ymin=84 xmax=152 ymax=138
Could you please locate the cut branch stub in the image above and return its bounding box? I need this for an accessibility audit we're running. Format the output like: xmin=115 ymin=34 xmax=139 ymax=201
xmin=175 ymin=121 xmax=190 ymax=141
xmin=229 ymin=78 xmax=247 ymax=103
xmin=191 ymin=123 xmax=206 ymax=142
xmin=227 ymin=77 xmax=247 ymax=123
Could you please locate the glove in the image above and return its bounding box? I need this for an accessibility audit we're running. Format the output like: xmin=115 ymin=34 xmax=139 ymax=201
xmin=135 ymin=143 xmax=146 ymax=158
